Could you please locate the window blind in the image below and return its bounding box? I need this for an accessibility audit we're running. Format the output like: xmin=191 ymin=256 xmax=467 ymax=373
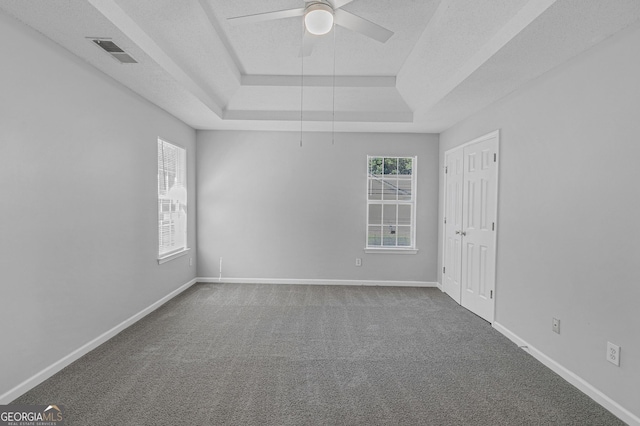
xmin=158 ymin=138 xmax=187 ymax=257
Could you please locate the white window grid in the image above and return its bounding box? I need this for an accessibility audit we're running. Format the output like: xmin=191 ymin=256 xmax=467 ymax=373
xmin=158 ymin=138 xmax=187 ymax=258
xmin=366 ymin=156 xmax=417 ymax=249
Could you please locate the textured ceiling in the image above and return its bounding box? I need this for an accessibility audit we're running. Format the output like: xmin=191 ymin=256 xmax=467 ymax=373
xmin=210 ymin=0 xmax=438 ymax=76
xmin=1 ymin=0 xmax=639 ymax=132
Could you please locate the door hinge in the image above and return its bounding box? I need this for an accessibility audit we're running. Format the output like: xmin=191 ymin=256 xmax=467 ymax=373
xmin=492 ymin=222 xmax=495 ymax=231
xmin=445 ymin=166 xmax=448 ymax=174
xmin=444 ymin=217 xmax=447 ymax=224
xmin=443 ymin=267 xmax=446 ymax=274
xmin=493 ymin=153 xmax=497 ymax=162
xmin=490 ymin=290 xmax=493 ymax=299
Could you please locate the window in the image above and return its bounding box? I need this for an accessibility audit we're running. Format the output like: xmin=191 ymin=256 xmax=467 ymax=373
xmin=157 ymin=138 xmax=188 ymax=262
xmin=366 ymin=156 xmax=417 ymax=252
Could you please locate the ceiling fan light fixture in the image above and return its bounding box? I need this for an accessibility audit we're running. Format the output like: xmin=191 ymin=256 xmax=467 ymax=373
xmin=305 ymin=3 xmax=334 ymax=35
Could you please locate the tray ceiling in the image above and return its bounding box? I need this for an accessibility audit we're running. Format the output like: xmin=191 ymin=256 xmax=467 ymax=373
xmin=1 ymin=0 xmax=639 ymax=132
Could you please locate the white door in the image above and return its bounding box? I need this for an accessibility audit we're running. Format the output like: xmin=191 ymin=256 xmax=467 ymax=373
xmin=443 ymin=149 xmax=464 ymax=303
xmin=442 ymin=131 xmax=499 ymax=323
xmin=460 ymin=136 xmax=498 ymax=322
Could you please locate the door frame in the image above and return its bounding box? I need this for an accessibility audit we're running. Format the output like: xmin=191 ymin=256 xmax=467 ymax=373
xmin=442 ymin=148 xmax=463 ymax=303
xmin=441 ymin=129 xmax=500 ymax=322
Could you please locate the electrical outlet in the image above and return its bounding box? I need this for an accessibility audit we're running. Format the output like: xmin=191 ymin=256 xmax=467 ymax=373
xmin=552 ymin=318 xmax=560 ymax=334
xmin=355 ymin=258 xmax=362 ymax=267
xmin=607 ymin=342 xmax=620 ymax=366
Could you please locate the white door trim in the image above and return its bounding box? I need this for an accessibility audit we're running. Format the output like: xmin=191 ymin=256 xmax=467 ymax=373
xmin=442 ymin=130 xmax=500 ymax=323
xmin=443 ymin=129 xmax=500 ymax=155
xmin=442 ymin=148 xmax=463 ymax=303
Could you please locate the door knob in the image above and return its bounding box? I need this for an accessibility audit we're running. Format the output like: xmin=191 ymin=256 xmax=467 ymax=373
xmin=455 ymin=230 xmax=460 ymax=235
xmin=461 ymin=231 xmax=467 ymax=236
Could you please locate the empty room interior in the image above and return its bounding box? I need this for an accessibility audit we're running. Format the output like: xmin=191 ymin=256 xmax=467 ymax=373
xmin=1 ymin=0 xmax=639 ymax=424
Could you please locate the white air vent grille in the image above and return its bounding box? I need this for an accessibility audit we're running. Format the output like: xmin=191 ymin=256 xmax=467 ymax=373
xmin=90 ymin=39 xmax=137 ymax=64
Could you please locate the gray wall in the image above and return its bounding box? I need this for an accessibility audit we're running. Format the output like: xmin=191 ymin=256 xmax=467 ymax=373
xmin=438 ymin=24 xmax=640 ymax=419
xmin=197 ymin=131 xmax=439 ymax=283
xmin=0 ymin=13 xmax=197 ymax=398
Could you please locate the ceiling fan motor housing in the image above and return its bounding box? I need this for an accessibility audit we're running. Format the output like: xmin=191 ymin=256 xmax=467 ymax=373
xmin=305 ymin=2 xmax=334 ymax=35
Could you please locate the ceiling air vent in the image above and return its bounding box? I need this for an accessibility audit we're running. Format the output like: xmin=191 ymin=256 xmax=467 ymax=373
xmin=90 ymin=39 xmax=137 ymax=64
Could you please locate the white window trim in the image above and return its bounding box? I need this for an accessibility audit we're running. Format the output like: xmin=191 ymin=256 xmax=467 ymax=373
xmin=365 ymin=155 xmax=418 ymax=253
xmin=157 ymin=137 xmax=188 ymax=263
xmin=364 ymin=247 xmax=418 ymax=255
xmin=158 ymin=248 xmax=191 ymax=264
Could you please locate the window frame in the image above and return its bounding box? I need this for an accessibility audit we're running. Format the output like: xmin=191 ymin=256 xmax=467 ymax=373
xmin=157 ymin=137 xmax=190 ymax=264
xmin=365 ymin=155 xmax=418 ymax=254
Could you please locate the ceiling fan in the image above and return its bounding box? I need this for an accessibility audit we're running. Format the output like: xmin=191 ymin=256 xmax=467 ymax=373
xmin=227 ymin=0 xmax=394 ymax=56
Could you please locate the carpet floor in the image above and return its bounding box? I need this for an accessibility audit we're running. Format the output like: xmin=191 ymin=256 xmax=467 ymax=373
xmin=14 ymin=283 xmax=624 ymax=425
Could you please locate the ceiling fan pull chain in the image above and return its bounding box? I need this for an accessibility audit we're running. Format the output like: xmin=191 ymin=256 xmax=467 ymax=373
xmin=332 ymin=22 xmax=336 ymax=145
xmin=300 ymin=20 xmax=305 ymax=148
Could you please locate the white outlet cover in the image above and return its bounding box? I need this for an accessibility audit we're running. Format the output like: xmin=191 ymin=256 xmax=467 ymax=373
xmin=607 ymin=342 xmax=620 ymax=366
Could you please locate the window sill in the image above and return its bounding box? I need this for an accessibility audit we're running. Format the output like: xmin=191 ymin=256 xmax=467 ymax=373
xmin=158 ymin=248 xmax=191 ymax=264
xmin=364 ymin=248 xmax=418 ymax=255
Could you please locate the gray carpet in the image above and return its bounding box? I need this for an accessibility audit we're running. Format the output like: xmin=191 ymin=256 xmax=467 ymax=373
xmin=14 ymin=283 xmax=623 ymax=425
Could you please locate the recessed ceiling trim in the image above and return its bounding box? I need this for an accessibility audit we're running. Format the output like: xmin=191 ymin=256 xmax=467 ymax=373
xmin=6 ymin=0 xmax=636 ymax=133
xmin=197 ymin=0 xmax=244 ymax=78
xmin=436 ymin=0 xmax=558 ymax=103
xmin=87 ymin=0 xmax=225 ymax=117
xmin=241 ymin=74 xmax=396 ymax=88
xmin=224 ymin=110 xmax=413 ymax=123
xmin=398 ymin=0 xmax=558 ymax=115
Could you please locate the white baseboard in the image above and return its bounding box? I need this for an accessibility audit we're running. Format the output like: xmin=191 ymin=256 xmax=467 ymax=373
xmin=436 ymin=281 xmax=443 ymax=291
xmin=0 ymin=278 xmax=198 ymax=404
xmin=493 ymin=322 xmax=640 ymax=426
xmin=197 ymin=277 xmax=437 ymax=287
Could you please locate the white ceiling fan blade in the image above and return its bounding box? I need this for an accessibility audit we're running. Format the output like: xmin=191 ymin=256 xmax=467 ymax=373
xmin=300 ymin=31 xmax=318 ymax=57
xmin=227 ymin=8 xmax=305 ymax=26
xmin=333 ymin=9 xmax=393 ymax=43
xmin=328 ymin=0 xmax=355 ymax=9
